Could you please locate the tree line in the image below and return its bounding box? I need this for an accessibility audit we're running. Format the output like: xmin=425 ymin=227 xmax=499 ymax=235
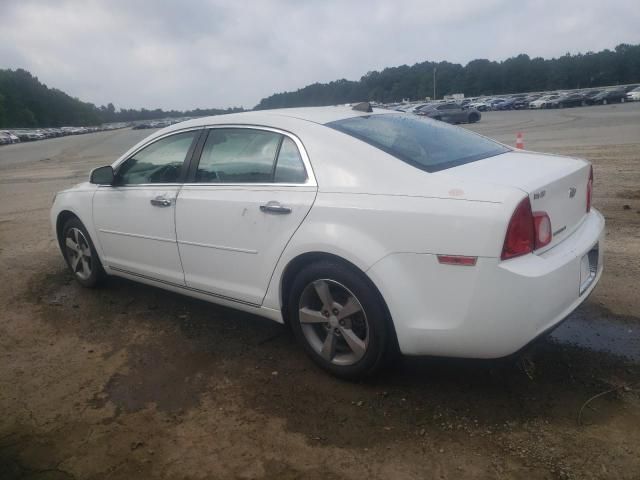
xmin=255 ymin=43 xmax=640 ymax=109
xmin=0 ymin=69 xmax=243 ymax=128
xmin=1 ymin=43 xmax=639 ymax=127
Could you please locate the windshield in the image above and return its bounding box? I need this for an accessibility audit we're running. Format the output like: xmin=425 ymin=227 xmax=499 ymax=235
xmin=327 ymin=114 xmax=510 ymax=172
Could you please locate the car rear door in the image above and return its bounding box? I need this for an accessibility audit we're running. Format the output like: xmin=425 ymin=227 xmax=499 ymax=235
xmin=93 ymin=129 xmax=201 ymax=284
xmin=175 ymin=126 xmax=317 ymax=306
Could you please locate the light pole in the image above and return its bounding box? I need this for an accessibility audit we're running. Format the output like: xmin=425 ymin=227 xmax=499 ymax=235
xmin=433 ymin=66 xmax=437 ymax=100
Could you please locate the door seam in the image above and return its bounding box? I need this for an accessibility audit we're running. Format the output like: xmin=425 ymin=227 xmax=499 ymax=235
xmin=260 ymin=187 xmax=319 ymax=307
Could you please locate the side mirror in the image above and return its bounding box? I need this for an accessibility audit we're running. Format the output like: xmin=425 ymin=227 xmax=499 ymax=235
xmin=90 ymin=165 xmax=114 ymax=185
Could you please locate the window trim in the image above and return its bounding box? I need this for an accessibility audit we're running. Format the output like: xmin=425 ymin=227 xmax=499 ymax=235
xmin=183 ymin=125 xmax=316 ymax=187
xmin=109 ymin=127 xmax=205 ymax=187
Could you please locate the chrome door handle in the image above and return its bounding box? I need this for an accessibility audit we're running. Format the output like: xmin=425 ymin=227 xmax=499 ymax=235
xmin=150 ymin=196 xmax=173 ymax=207
xmin=260 ymin=201 xmax=291 ymax=214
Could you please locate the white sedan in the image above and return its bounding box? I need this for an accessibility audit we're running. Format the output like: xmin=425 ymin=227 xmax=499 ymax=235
xmin=51 ymin=104 xmax=604 ymax=379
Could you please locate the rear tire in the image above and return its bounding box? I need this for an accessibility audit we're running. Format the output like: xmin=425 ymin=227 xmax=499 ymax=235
xmin=468 ymin=113 xmax=480 ymax=123
xmin=61 ymin=217 xmax=106 ymax=288
xmin=287 ymin=260 xmax=393 ymax=380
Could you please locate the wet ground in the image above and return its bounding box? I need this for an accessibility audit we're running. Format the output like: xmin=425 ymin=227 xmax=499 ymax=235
xmin=551 ymin=306 xmax=640 ymax=363
xmin=1 ymin=104 xmax=639 ymax=479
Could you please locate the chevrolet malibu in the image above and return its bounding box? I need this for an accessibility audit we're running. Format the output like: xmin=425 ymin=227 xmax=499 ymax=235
xmin=50 ymin=104 xmax=604 ymax=379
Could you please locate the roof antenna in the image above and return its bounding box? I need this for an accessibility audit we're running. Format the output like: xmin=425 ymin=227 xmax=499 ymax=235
xmin=352 ymin=102 xmax=373 ymax=113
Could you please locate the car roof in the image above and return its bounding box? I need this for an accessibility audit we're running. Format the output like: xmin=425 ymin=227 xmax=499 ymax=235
xmin=163 ymin=105 xmax=394 ymax=132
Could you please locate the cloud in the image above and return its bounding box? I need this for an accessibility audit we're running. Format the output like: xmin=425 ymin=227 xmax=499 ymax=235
xmin=0 ymin=0 xmax=638 ymax=110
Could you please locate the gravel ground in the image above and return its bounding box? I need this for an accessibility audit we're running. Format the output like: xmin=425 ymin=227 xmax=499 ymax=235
xmin=1 ymin=103 xmax=639 ymax=479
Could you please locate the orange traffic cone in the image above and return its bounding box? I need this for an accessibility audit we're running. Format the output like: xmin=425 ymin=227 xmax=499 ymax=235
xmin=515 ymin=132 xmax=524 ymax=149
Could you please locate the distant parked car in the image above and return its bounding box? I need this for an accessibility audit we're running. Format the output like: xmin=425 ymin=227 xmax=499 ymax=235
xmin=581 ymin=90 xmax=601 ymax=104
xmin=13 ymin=130 xmax=45 ymax=141
xmin=37 ymin=129 xmax=55 ymax=138
xmin=468 ymin=100 xmax=491 ymax=112
xmin=488 ymin=99 xmax=508 ymax=110
xmin=416 ymin=102 xmax=481 ymax=123
xmin=588 ymin=89 xmax=627 ymax=105
xmin=1 ymin=130 xmax=20 ymax=143
xmin=0 ymin=132 xmax=12 ymax=145
xmin=512 ymin=97 xmax=533 ymax=109
xmin=12 ymin=130 xmax=29 ymax=141
xmin=626 ymin=86 xmax=640 ymax=101
xmin=495 ymin=98 xmax=517 ymax=110
xmin=529 ymin=95 xmax=560 ymax=109
xmin=549 ymin=93 xmax=587 ymax=108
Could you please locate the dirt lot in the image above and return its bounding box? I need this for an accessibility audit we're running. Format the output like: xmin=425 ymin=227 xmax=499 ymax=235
xmin=1 ymin=104 xmax=639 ymax=479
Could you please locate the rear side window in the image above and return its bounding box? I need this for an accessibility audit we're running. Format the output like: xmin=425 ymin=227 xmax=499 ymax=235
xmin=196 ymin=129 xmax=280 ymax=183
xmin=275 ymin=137 xmax=307 ymax=183
xmin=327 ymin=114 xmax=509 ymax=172
xmin=195 ymin=128 xmax=308 ymax=184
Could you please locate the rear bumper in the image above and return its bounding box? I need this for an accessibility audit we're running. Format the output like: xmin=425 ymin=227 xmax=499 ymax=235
xmin=367 ymin=209 xmax=605 ymax=358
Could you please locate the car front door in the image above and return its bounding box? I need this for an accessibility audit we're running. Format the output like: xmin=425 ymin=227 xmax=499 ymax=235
xmin=93 ymin=129 xmax=201 ymax=284
xmin=437 ymin=104 xmax=457 ymax=122
xmin=175 ymin=127 xmax=317 ymax=306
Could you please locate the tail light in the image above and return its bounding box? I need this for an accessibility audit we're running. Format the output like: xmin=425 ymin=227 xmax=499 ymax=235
xmin=501 ymin=197 xmax=552 ymax=260
xmin=501 ymin=197 xmax=535 ymax=260
xmin=586 ymin=165 xmax=593 ymax=212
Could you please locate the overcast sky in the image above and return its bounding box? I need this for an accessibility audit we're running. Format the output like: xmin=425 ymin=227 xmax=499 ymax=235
xmin=1 ymin=0 xmax=638 ymax=110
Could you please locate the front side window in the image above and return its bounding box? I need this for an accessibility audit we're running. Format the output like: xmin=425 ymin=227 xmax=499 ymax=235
xmin=116 ymin=131 xmax=197 ymax=184
xmin=327 ymin=113 xmax=510 ymax=172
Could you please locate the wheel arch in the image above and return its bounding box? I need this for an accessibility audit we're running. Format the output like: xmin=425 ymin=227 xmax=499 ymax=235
xmin=278 ymin=251 xmax=399 ymax=350
xmin=55 ymin=210 xmax=81 ymax=251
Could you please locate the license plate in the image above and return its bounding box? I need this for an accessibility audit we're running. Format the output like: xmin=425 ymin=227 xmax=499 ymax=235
xmin=579 ymin=243 xmax=599 ymax=295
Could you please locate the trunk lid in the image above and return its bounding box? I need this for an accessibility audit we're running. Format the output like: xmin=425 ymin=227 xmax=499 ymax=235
xmin=439 ymin=150 xmax=591 ymax=250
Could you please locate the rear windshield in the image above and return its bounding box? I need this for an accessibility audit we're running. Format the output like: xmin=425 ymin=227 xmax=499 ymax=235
xmin=327 ymin=114 xmax=509 ymax=172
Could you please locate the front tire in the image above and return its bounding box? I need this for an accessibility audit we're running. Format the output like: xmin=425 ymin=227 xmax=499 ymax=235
xmin=287 ymin=261 xmax=393 ymax=380
xmin=468 ymin=113 xmax=480 ymax=123
xmin=61 ymin=218 xmax=105 ymax=288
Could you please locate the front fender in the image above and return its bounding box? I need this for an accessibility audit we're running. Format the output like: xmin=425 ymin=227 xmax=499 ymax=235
xmin=50 ymin=186 xmax=104 ymax=262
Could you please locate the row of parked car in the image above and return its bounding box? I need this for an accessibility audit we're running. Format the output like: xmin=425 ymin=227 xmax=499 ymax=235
xmin=384 ymin=84 xmax=640 ymax=124
xmin=392 ymin=102 xmax=482 ymax=124
xmin=463 ymin=85 xmax=639 ymax=111
xmin=131 ymin=118 xmax=191 ymax=130
xmin=0 ymin=124 xmax=126 ymax=146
